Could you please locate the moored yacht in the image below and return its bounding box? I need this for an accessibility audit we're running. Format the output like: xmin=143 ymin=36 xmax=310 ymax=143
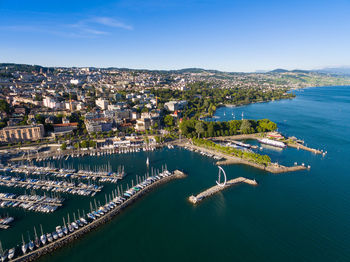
xmin=21 ymin=235 xmax=28 ymax=255
xmin=56 ymin=226 xmax=64 ymax=238
xmin=34 ymin=227 xmax=40 ymax=248
xmin=28 ymin=233 xmax=34 ymax=251
xmin=52 ymin=231 xmax=58 ymax=240
xmin=40 ymin=225 xmax=47 ymax=245
xmin=7 ymin=248 xmax=15 ymax=260
xmin=46 ymin=233 xmax=53 ymax=243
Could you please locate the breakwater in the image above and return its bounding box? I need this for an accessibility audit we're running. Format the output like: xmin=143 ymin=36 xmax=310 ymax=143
xmin=286 ymin=142 xmax=323 ymax=154
xmin=212 ymin=133 xmax=324 ymax=155
xmin=188 ymin=177 xmax=258 ymax=204
xmin=176 ymin=141 xmax=307 ymax=174
xmin=10 ymin=170 xmax=186 ymax=262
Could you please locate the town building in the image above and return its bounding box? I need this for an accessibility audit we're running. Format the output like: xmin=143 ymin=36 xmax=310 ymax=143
xmin=164 ymin=100 xmax=188 ymax=112
xmin=85 ymin=118 xmax=113 ymax=133
xmin=96 ymin=98 xmax=109 ymax=110
xmin=0 ymin=124 xmax=44 ymax=143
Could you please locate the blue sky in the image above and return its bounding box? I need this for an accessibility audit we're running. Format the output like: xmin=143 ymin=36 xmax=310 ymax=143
xmin=1 ymin=0 xmax=350 ymax=72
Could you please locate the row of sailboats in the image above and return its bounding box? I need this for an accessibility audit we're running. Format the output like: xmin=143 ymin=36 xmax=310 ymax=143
xmin=222 ymin=111 xmax=245 ymax=119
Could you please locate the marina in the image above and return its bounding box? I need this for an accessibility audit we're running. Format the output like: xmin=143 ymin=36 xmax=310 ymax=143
xmin=0 ymin=193 xmax=63 ymax=213
xmin=2 ymin=169 xmax=186 ymax=262
xmin=1 ymin=164 xmax=125 ymax=184
xmin=10 ymin=145 xmax=158 ymax=163
xmin=0 ymin=175 xmax=102 ymax=197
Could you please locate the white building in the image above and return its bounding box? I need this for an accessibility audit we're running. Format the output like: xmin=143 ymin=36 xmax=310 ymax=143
xmin=70 ymin=79 xmax=80 ymax=85
xmin=96 ymin=98 xmax=109 ymax=110
xmin=164 ymin=100 xmax=188 ymax=112
xmin=43 ymin=96 xmax=63 ymax=109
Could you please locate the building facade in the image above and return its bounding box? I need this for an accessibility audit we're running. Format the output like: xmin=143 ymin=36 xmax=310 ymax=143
xmin=0 ymin=124 xmax=44 ymax=143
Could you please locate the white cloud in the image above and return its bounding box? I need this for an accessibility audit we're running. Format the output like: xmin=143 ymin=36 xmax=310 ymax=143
xmin=0 ymin=16 xmax=132 ymax=38
xmin=91 ymin=17 xmax=133 ymax=30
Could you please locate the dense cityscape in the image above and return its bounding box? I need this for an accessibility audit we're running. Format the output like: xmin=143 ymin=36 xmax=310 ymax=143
xmin=1 ymin=63 xmax=349 ymax=150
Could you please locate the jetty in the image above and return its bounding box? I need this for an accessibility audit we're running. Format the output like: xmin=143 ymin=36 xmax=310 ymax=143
xmin=189 ymin=177 xmax=258 ymax=205
xmin=286 ymin=141 xmax=323 ymax=154
xmin=176 ymin=141 xmax=307 ymax=174
xmin=8 ymin=169 xmax=186 ymax=262
xmin=212 ymin=133 xmax=324 ymax=155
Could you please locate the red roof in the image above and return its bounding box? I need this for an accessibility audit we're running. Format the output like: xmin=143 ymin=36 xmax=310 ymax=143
xmin=53 ymin=122 xmax=78 ymax=127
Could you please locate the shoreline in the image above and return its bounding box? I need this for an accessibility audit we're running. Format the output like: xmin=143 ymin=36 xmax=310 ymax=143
xmin=175 ymin=140 xmax=307 ymax=174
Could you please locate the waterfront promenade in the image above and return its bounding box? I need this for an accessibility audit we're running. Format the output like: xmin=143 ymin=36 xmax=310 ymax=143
xmin=188 ymin=176 xmax=258 ymax=204
xmin=10 ymin=170 xmax=187 ymax=262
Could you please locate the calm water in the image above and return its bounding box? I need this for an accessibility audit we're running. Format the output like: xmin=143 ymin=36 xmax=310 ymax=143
xmin=1 ymin=86 xmax=350 ymax=261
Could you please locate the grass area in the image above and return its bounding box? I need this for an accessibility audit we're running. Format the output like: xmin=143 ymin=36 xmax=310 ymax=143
xmin=192 ymin=138 xmax=271 ymax=166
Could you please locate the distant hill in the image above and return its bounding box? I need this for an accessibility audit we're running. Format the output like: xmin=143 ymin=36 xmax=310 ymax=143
xmin=269 ymin=69 xmax=289 ymax=73
xmin=314 ymin=67 xmax=350 ymax=75
xmin=0 ymin=63 xmax=52 ymax=73
xmin=2 ymin=62 xmax=350 ymax=77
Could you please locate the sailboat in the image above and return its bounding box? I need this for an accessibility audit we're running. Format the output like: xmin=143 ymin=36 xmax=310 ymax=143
xmin=8 ymin=247 xmax=15 ymax=260
xmin=62 ymin=218 xmax=68 ymax=235
xmin=0 ymin=241 xmax=7 ymax=262
xmin=146 ymin=157 xmax=149 ymax=167
xmin=34 ymin=226 xmax=41 ymax=248
xmin=28 ymin=232 xmax=34 ymax=251
xmin=40 ymin=224 xmax=47 ymax=245
xmin=21 ymin=235 xmax=28 ymax=255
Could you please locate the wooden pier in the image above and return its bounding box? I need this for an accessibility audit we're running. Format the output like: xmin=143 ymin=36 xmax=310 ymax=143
xmin=0 ymin=176 xmax=102 ymax=195
xmin=0 ymin=197 xmax=62 ymax=207
xmin=188 ymin=177 xmax=258 ymax=205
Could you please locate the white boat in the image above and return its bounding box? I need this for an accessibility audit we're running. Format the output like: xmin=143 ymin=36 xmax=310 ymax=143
xmin=21 ymin=235 xmax=27 ymax=255
xmin=0 ymin=241 xmax=7 ymax=262
xmin=8 ymin=248 xmax=15 ymax=260
xmin=56 ymin=226 xmax=64 ymax=238
xmin=258 ymin=138 xmax=286 ymax=148
xmin=146 ymin=157 xmax=149 ymax=167
xmin=40 ymin=225 xmax=47 ymax=245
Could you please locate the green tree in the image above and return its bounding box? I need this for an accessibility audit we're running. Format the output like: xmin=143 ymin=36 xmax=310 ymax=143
xmin=60 ymin=143 xmax=67 ymax=150
xmin=80 ymin=140 xmax=88 ymax=148
xmin=240 ymin=119 xmax=252 ymax=134
xmin=164 ymin=115 xmax=174 ymax=127
xmin=0 ymin=100 xmax=10 ymax=113
xmin=195 ymin=121 xmax=205 ymax=138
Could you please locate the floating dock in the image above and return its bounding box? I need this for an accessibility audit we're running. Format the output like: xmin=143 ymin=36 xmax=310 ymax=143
xmin=188 ymin=177 xmax=258 ymax=204
xmin=0 ymin=175 xmax=102 ymax=196
xmin=2 ymin=164 xmax=124 ymax=184
xmin=0 ymin=193 xmax=63 ymax=213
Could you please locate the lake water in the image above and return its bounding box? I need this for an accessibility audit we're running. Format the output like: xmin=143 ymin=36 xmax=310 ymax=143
xmin=1 ymin=86 xmax=350 ymax=262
